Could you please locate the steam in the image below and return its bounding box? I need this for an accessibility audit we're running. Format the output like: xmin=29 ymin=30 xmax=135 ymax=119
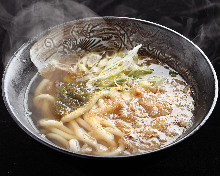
xmin=192 ymin=13 xmax=220 ymax=63
xmin=154 ymin=0 xmax=220 ymax=64
xmin=0 ymin=0 xmax=220 ymax=67
xmin=0 ymin=0 xmax=98 ymax=66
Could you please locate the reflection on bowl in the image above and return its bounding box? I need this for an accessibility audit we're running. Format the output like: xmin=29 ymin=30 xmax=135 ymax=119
xmin=2 ymin=17 xmax=218 ymax=158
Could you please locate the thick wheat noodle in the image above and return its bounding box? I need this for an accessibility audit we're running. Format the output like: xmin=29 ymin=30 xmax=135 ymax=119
xmin=46 ymin=133 xmax=69 ymax=148
xmin=96 ymin=117 xmax=116 ymax=128
xmin=33 ymin=94 xmax=55 ymax=108
xmin=86 ymin=131 xmax=115 ymax=148
xmin=39 ymin=120 xmax=74 ymax=135
xmin=87 ymin=131 xmax=102 ymax=140
xmin=34 ymin=79 xmax=50 ymax=97
xmin=48 ymin=127 xmax=75 ymax=140
xmin=80 ymin=144 xmax=92 ymax=153
xmin=83 ymin=112 xmax=117 ymax=129
xmin=104 ymin=127 xmax=124 ymax=137
xmin=69 ymin=139 xmax=80 ymax=152
xmin=75 ymin=118 xmax=92 ymax=131
xmin=85 ymin=115 xmax=117 ymax=147
xmin=94 ymin=140 xmax=125 ymax=156
xmin=50 ymin=59 xmax=73 ymax=72
xmin=61 ymin=91 xmax=110 ymax=122
xmin=41 ymin=100 xmax=53 ymax=118
xmin=69 ymin=121 xmax=108 ymax=152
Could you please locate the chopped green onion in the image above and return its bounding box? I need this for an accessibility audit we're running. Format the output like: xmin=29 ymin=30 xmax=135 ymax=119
xmin=169 ymin=71 xmax=178 ymax=77
xmin=98 ymin=87 xmax=108 ymax=91
xmin=116 ymin=79 xmax=127 ymax=85
xmin=170 ymin=73 xmax=177 ymax=77
xmin=127 ymin=68 xmax=153 ymax=78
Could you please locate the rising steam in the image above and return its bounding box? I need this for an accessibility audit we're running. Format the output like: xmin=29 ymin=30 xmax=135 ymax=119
xmin=0 ymin=0 xmax=220 ymax=67
xmin=0 ymin=0 xmax=98 ymax=66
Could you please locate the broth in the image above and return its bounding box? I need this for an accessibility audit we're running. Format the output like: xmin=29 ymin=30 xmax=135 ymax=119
xmin=28 ymin=45 xmax=195 ymax=156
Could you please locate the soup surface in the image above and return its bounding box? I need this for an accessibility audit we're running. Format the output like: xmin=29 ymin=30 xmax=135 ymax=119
xmin=28 ymin=45 xmax=195 ymax=156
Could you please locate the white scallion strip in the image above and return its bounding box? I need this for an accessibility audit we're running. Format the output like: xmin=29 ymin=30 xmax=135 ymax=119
xmin=86 ymin=44 xmax=142 ymax=87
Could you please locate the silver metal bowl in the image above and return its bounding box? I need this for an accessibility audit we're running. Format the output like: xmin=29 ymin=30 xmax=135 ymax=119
xmin=2 ymin=17 xmax=218 ymax=158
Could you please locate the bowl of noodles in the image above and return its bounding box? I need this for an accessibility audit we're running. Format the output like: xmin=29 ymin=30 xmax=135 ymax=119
xmin=3 ymin=17 xmax=218 ymax=158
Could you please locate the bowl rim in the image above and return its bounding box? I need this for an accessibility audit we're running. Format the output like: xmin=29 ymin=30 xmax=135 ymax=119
xmin=2 ymin=16 xmax=219 ymax=159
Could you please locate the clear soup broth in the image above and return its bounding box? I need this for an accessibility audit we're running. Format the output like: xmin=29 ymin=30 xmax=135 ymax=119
xmin=28 ymin=45 xmax=195 ymax=156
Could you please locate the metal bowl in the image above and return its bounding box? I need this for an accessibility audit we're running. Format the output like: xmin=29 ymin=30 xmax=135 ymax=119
xmin=2 ymin=17 xmax=218 ymax=158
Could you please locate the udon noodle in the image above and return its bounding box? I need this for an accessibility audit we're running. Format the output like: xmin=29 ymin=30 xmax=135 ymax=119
xmin=29 ymin=45 xmax=195 ymax=156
